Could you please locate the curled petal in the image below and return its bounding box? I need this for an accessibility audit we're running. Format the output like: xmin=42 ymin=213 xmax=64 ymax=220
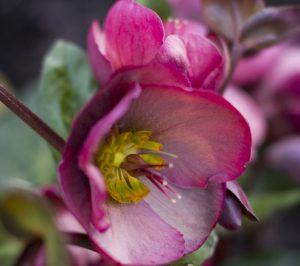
xmin=219 ymin=193 xmax=243 ymax=230
xmin=226 ymin=181 xmax=258 ymax=221
xmin=121 ymin=86 xmax=251 ymax=188
xmin=104 ymin=0 xmax=164 ymax=69
xmin=87 ymin=21 xmax=113 ymax=85
xmin=59 ymin=82 xmax=141 ymax=234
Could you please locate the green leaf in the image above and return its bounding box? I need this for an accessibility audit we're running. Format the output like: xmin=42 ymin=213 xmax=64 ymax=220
xmin=39 ymin=40 xmax=96 ymax=139
xmin=201 ymin=0 xmax=264 ymax=41
xmin=137 ymin=0 xmax=172 ymax=19
xmin=0 ymin=88 xmax=56 ymax=185
xmin=250 ymin=189 xmax=300 ymax=220
xmin=0 ymin=181 xmax=69 ymax=266
xmin=172 ymin=231 xmax=218 ymax=266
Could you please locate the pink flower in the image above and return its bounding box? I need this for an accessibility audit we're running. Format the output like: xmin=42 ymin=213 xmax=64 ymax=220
xmin=258 ymin=47 xmax=300 ymax=136
xmin=88 ymin=0 xmax=224 ymax=91
xmin=59 ymin=76 xmax=251 ymax=265
xmin=233 ymin=45 xmax=284 ymax=87
xmin=58 ymin=1 xmax=251 ymax=265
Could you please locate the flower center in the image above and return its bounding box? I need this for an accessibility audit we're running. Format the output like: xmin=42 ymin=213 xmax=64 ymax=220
xmin=95 ymin=130 xmax=180 ymax=204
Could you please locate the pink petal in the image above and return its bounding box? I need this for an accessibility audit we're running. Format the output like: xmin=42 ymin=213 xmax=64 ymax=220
xmin=120 ymin=86 xmax=251 ymax=188
xmin=224 ymin=86 xmax=267 ymax=158
xmin=144 ymin=179 xmax=225 ymax=254
xmin=167 ymin=0 xmax=202 ymax=20
xmin=59 ymin=82 xmax=141 ymax=236
xmin=104 ymin=0 xmax=164 ymax=69
xmin=87 ymin=21 xmax=113 ymax=85
xmin=219 ymin=193 xmax=243 ymax=230
xmin=226 ymin=181 xmax=258 ymax=221
xmin=233 ymin=44 xmax=284 ymax=86
xmin=164 ymin=18 xmax=207 ymax=37
xmin=184 ymin=34 xmax=223 ymax=88
xmin=89 ymin=201 xmax=185 ymax=265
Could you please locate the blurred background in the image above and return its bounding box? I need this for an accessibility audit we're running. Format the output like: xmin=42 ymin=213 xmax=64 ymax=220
xmin=0 ymin=1 xmax=300 ymax=266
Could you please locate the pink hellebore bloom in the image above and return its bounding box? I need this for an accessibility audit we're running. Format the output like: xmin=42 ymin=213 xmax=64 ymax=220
xmin=258 ymin=47 xmax=300 ymax=135
xmin=59 ymin=1 xmax=251 ymax=265
xmin=224 ymin=86 xmax=267 ymax=159
xmin=88 ymin=0 xmax=224 ymax=91
xmin=233 ymin=45 xmax=284 ymax=87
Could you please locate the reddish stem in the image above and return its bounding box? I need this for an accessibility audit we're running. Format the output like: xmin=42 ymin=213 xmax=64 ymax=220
xmin=0 ymin=85 xmax=65 ymax=154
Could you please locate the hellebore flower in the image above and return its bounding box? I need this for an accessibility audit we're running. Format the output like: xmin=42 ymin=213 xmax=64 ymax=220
xmin=233 ymin=45 xmax=284 ymax=87
xmin=59 ymin=72 xmax=251 ymax=265
xmin=224 ymin=86 xmax=267 ymax=159
xmin=258 ymin=47 xmax=300 ymax=136
xmin=88 ymin=0 xmax=224 ymax=91
xmin=219 ymin=181 xmax=258 ymax=231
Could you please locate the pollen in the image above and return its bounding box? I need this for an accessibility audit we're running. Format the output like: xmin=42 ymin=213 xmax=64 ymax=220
xmin=95 ymin=130 xmax=166 ymax=204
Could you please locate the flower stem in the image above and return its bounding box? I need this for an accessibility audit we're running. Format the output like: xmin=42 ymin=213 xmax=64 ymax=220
xmin=0 ymin=85 xmax=66 ymax=154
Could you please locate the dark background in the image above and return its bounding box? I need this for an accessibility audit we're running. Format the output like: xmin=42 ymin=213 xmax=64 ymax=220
xmin=0 ymin=0 xmax=298 ymax=89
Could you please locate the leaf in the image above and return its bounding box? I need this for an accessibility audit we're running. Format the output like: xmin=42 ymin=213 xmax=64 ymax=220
xmin=0 ymin=88 xmax=56 ymax=185
xmin=0 ymin=182 xmax=69 ymax=266
xmin=172 ymin=231 xmax=218 ymax=266
xmin=39 ymin=40 xmax=97 ymax=139
xmin=137 ymin=0 xmax=171 ymax=19
xmin=249 ymin=189 xmax=300 ymax=220
xmin=241 ymin=6 xmax=300 ymax=50
xmin=201 ymin=0 xmax=264 ymax=41
xmin=223 ymin=251 xmax=300 ymax=266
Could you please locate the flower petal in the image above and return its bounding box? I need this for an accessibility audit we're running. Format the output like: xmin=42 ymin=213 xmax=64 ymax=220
xmin=59 ymin=82 xmax=141 ymax=234
xmin=219 ymin=193 xmax=243 ymax=230
xmin=87 ymin=21 xmax=113 ymax=85
xmin=143 ymin=180 xmax=225 ymax=254
xmin=226 ymin=181 xmax=258 ymax=221
xmin=164 ymin=18 xmax=207 ymax=37
xmin=104 ymin=0 xmax=164 ymax=69
xmin=224 ymin=86 xmax=267 ymax=158
xmin=120 ymin=86 xmax=251 ymax=188
xmin=89 ymin=201 xmax=185 ymax=265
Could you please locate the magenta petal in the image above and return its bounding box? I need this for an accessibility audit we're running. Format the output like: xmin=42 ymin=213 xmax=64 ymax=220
xmin=219 ymin=193 xmax=243 ymax=231
xmin=104 ymin=0 xmax=164 ymax=69
xmin=121 ymin=86 xmax=251 ymax=188
xmin=164 ymin=19 xmax=207 ymax=37
xmin=87 ymin=21 xmax=113 ymax=85
xmin=167 ymin=0 xmax=202 ymax=20
xmin=144 ymin=180 xmax=225 ymax=254
xmin=184 ymin=34 xmax=223 ymax=88
xmin=226 ymin=181 xmax=258 ymax=221
xmin=89 ymin=201 xmax=185 ymax=265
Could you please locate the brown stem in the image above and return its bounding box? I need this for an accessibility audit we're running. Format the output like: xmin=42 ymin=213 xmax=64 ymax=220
xmin=65 ymin=233 xmax=96 ymax=252
xmin=0 ymin=85 xmax=66 ymax=154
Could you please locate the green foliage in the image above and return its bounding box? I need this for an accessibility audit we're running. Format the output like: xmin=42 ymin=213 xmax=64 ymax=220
xmin=0 ymin=89 xmax=56 ymax=185
xmin=39 ymin=40 xmax=97 ymax=139
xmin=137 ymin=0 xmax=172 ymax=19
xmin=172 ymin=231 xmax=218 ymax=266
xmin=0 ymin=182 xmax=69 ymax=265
